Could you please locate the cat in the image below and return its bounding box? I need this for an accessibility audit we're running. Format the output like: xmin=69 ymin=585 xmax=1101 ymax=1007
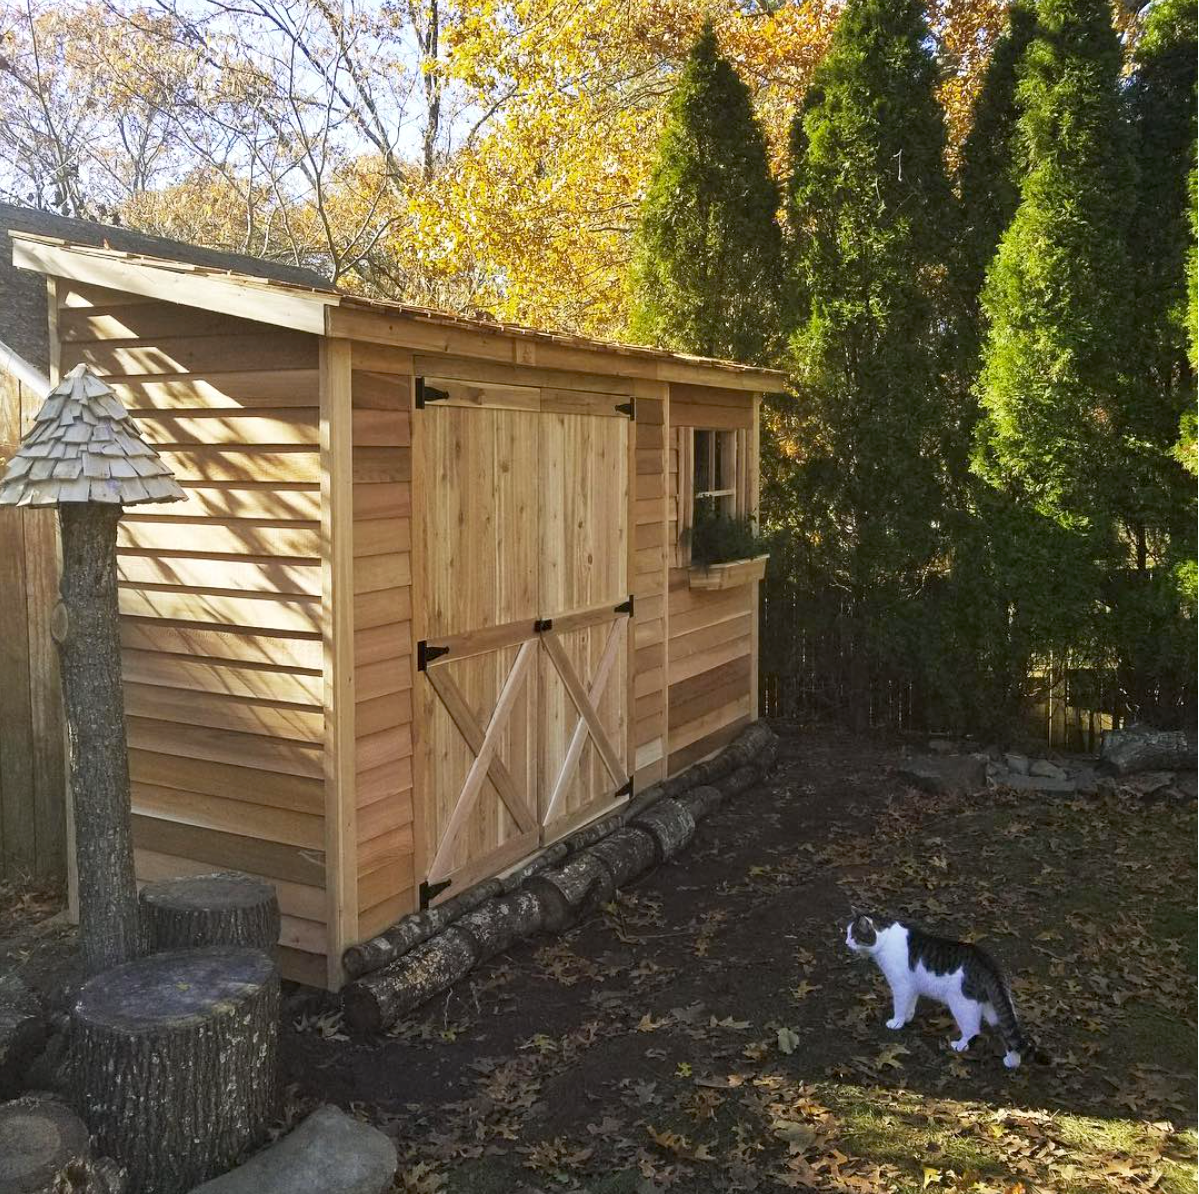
xmin=844 ymin=913 xmax=1046 ymax=1068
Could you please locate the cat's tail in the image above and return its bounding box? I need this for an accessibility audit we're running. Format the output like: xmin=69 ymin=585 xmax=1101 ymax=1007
xmin=983 ymin=969 xmax=1049 ymax=1068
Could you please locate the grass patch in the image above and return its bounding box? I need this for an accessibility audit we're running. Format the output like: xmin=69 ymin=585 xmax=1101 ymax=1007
xmin=817 ymin=1083 xmax=1001 ymax=1187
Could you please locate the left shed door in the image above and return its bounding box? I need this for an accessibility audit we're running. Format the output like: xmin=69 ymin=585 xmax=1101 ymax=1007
xmin=415 ymin=406 xmax=542 ymax=899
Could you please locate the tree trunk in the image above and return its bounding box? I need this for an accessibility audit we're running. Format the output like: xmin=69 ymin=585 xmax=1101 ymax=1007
xmin=72 ymin=948 xmax=278 ymax=1194
xmin=140 ymin=872 xmax=280 ymax=953
xmin=56 ymin=502 xmax=141 ymax=974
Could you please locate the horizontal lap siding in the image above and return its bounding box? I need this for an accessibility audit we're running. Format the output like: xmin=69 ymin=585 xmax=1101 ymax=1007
xmin=665 ymin=384 xmax=759 ymax=777
xmin=350 ymin=363 xmax=416 ymax=941
xmin=59 ymin=282 xmax=327 ymax=982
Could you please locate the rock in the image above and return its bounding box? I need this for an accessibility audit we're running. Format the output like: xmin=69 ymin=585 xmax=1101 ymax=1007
xmin=1100 ymin=726 xmax=1196 ymax=776
xmin=1175 ymin=770 xmax=1198 ymax=799
xmin=187 ymin=1105 xmax=396 ymax=1194
xmin=0 ymin=976 xmax=47 ymax=1100
xmin=1122 ymin=771 xmax=1175 ymax=797
xmin=1004 ymin=753 xmax=1030 ymax=776
xmin=997 ymin=774 xmax=1076 ymax=794
xmin=896 ymin=766 xmax=948 ymax=795
xmin=927 ymin=739 xmax=957 ymax=755
xmin=899 ymin=754 xmax=987 ymax=795
xmin=1029 ymin=759 xmax=1067 ymax=780
xmin=985 ymin=761 xmax=1008 ymax=781
xmin=1070 ymin=767 xmax=1100 ymax=796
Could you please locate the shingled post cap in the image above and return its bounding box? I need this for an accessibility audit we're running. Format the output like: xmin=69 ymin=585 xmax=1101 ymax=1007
xmin=0 ymin=363 xmax=184 ymax=507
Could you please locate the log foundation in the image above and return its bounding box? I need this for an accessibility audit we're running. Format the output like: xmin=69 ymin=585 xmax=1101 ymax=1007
xmin=341 ymin=721 xmax=779 ymax=1032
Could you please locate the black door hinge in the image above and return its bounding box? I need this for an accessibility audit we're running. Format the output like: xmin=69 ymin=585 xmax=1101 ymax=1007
xmin=415 ymin=377 xmax=450 ymax=408
xmin=417 ymin=640 xmax=450 ymax=671
xmin=533 ymin=617 xmax=554 ymax=633
xmin=419 ymin=878 xmax=452 ymax=909
xmin=615 ymin=399 xmax=635 ymax=419
xmin=614 ymin=595 xmax=634 ymax=616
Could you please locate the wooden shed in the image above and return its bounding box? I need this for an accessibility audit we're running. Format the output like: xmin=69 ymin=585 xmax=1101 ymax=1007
xmin=11 ymin=231 xmax=785 ymax=989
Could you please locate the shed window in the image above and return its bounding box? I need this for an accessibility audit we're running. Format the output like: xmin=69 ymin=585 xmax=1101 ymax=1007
xmin=676 ymin=426 xmax=752 ymax=566
xmin=693 ymin=429 xmax=737 ymax=520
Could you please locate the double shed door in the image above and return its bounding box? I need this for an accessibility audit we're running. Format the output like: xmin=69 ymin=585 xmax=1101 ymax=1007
xmin=415 ymin=377 xmax=633 ymax=904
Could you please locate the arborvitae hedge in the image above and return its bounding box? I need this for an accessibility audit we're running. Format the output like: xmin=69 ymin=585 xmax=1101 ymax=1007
xmin=628 ymin=22 xmax=785 ymax=366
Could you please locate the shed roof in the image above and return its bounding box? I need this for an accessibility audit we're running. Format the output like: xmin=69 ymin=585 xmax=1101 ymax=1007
xmin=0 ymin=203 xmax=330 ymax=372
xmin=10 ymin=230 xmax=788 ymax=391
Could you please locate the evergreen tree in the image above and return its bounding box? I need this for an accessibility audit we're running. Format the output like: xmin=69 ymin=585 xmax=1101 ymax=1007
xmin=1115 ymin=0 xmax=1198 ymax=716
xmin=974 ymin=0 xmax=1135 ymax=531
xmin=628 ymin=23 xmax=785 ymax=365
xmin=776 ymin=0 xmax=955 ymax=725
xmin=938 ymin=2 xmax=1040 ymax=736
xmin=954 ymin=1 xmax=1038 ymax=381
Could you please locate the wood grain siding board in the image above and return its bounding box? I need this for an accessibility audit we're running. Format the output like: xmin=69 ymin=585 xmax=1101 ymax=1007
xmin=134 ymin=848 xmax=326 ymax=921
xmin=107 ymin=372 xmax=320 ymax=410
xmin=119 ymin=622 xmax=322 ymax=670
xmin=121 ymin=649 xmax=323 ymax=704
xmin=350 ymin=366 xmax=416 ymax=934
xmin=667 ymin=715 xmax=752 ymax=776
xmin=128 ymin=749 xmax=323 ymax=813
xmin=61 ymin=330 xmax=318 ymax=376
xmin=131 ymin=816 xmax=324 ymax=886
xmin=123 ymin=683 xmax=323 ymax=744
xmin=131 ymin=785 xmax=324 ymax=850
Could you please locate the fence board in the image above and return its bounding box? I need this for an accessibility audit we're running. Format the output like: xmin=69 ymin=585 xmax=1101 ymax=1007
xmin=0 ymin=372 xmax=66 ymax=880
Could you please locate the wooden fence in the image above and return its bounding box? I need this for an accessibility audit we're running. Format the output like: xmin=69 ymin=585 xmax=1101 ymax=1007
xmin=758 ymin=576 xmax=918 ymax=733
xmin=0 ymin=371 xmax=65 ymax=881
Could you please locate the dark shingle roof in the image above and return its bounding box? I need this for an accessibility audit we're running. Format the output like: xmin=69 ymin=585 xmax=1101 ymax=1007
xmin=0 ymin=203 xmax=331 ymax=372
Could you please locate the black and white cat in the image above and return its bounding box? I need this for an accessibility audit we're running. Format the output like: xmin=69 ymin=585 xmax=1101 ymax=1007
xmin=845 ymin=914 xmax=1045 ymax=1068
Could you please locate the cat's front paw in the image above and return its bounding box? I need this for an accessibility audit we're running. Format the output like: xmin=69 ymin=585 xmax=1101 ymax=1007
xmin=950 ymin=1037 xmax=971 ymax=1052
xmin=885 ymin=1017 xmax=906 ymax=1030
xmin=1003 ymin=1051 xmax=1021 ymax=1069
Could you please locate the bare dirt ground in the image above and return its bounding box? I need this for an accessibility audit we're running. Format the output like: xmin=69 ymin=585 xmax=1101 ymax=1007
xmin=280 ymin=728 xmax=1198 ymax=1194
xmin=2 ymin=727 xmax=1193 ymax=1192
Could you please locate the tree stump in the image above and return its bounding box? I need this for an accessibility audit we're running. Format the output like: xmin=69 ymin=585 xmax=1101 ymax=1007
xmin=140 ymin=873 xmax=280 ymax=953
xmin=0 ymin=1095 xmax=91 ymax=1194
xmin=72 ymin=948 xmax=278 ymax=1194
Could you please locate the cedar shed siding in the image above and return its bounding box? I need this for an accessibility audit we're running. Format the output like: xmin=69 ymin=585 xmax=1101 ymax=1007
xmin=60 ymin=281 xmax=332 ymax=987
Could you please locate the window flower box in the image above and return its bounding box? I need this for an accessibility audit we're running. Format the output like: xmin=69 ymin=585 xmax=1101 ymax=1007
xmin=687 ymin=553 xmax=769 ymax=592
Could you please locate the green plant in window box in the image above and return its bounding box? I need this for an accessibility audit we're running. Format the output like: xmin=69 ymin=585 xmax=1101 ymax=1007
xmin=688 ymin=497 xmax=769 ymax=567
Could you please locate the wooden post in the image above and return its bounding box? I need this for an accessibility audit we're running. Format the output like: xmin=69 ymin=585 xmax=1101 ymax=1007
xmin=0 ymin=364 xmax=184 ymax=973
